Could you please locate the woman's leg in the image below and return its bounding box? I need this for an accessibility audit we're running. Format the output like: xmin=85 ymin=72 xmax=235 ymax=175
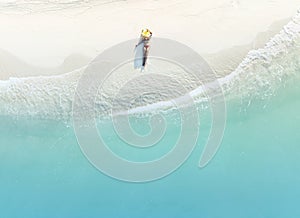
xmin=143 ymin=45 xmax=149 ymax=67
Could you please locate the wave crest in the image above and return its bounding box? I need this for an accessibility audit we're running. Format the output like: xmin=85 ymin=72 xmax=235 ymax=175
xmin=1 ymin=10 xmax=300 ymax=119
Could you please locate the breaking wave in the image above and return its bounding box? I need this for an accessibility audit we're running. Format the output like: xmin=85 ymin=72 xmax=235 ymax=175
xmin=1 ymin=10 xmax=300 ymax=120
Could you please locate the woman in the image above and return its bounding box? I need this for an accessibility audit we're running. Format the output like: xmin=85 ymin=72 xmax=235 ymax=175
xmin=136 ymin=28 xmax=152 ymax=67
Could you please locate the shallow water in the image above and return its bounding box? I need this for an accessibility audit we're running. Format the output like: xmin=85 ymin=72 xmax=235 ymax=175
xmin=0 ymin=74 xmax=300 ymax=217
xmin=1 ymin=9 xmax=300 ymax=218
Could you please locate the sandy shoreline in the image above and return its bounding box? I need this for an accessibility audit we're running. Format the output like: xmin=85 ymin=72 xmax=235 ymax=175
xmin=0 ymin=0 xmax=299 ymax=79
xmin=0 ymin=17 xmax=292 ymax=80
xmin=0 ymin=6 xmax=299 ymax=119
xmin=203 ymin=18 xmax=291 ymax=78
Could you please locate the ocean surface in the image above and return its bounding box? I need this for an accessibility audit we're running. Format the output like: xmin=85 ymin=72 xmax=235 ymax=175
xmin=1 ymin=10 xmax=300 ymax=218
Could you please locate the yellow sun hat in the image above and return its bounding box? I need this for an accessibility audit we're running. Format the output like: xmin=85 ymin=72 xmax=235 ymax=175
xmin=141 ymin=28 xmax=152 ymax=38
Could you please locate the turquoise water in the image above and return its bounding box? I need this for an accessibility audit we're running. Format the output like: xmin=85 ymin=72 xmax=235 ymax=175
xmin=1 ymin=15 xmax=300 ymax=216
xmin=1 ymin=73 xmax=300 ymax=217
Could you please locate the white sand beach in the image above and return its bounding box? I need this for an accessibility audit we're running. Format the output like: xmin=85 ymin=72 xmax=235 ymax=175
xmin=0 ymin=0 xmax=300 ymax=119
xmin=0 ymin=0 xmax=299 ymax=78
